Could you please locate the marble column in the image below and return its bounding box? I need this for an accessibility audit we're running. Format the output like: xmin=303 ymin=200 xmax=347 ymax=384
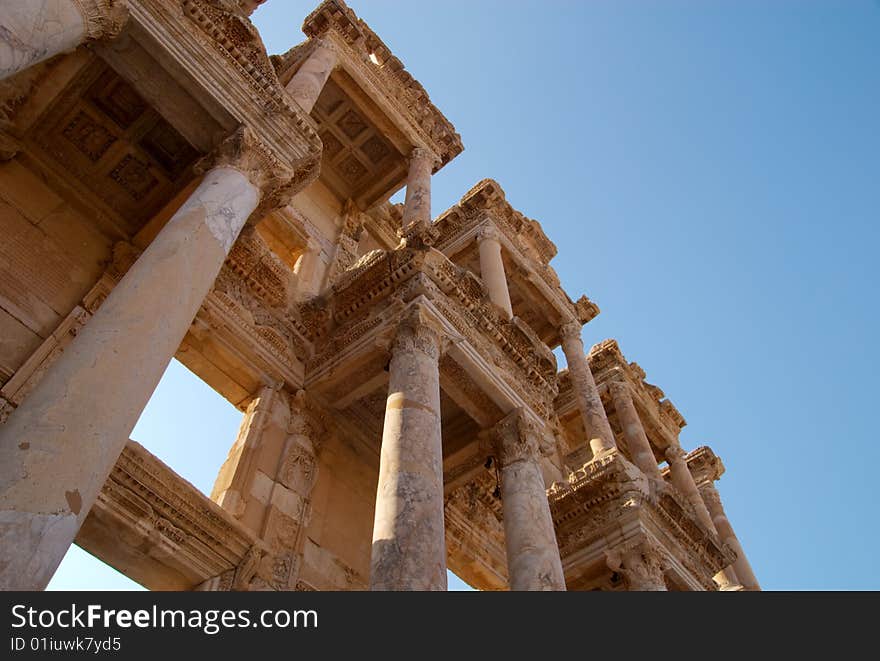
xmin=285 ymin=39 xmax=337 ymax=114
xmin=401 ymin=147 xmax=435 ymax=231
xmin=559 ymin=322 xmax=616 ymax=456
xmin=370 ymin=310 xmax=447 ymax=590
xmin=665 ymin=444 xmax=715 ymax=532
xmin=496 ymin=411 xmax=566 ymax=591
xmin=619 ymin=543 xmax=668 ymax=591
xmin=0 ymin=128 xmax=275 ymax=590
xmin=0 ymin=0 xmax=127 ymax=81
xmin=292 ymin=238 xmax=323 ymax=301
xmin=478 ymin=225 xmax=513 ymax=320
xmin=609 ymin=381 xmax=661 ymax=479
xmin=699 ymin=482 xmax=761 ymax=591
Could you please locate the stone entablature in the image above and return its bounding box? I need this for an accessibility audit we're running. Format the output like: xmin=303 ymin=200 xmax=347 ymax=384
xmin=77 ymin=440 xmax=259 ymax=591
xmin=548 ymin=450 xmax=734 ymax=591
xmin=277 ymin=0 xmax=463 ymax=169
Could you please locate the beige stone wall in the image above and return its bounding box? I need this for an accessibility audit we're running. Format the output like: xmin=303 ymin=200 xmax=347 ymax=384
xmin=301 ymin=431 xmax=377 ymax=590
xmin=0 ymin=160 xmax=111 ymax=382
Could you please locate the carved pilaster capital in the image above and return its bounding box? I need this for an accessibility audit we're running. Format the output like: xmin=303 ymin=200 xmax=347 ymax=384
xmin=197 ymin=126 xmax=320 ymax=212
xmin=74 ymin=0 xmax=130 ymax=42
xmin=493 ymin=409 xmax=542 ymax=467
xmin=665 ymin=444 xmax=687 ymax=465
xmin=558 ymin=320 xmax=583 ymax=344
xmin=288 ymin=390 xmax=325 ymax=452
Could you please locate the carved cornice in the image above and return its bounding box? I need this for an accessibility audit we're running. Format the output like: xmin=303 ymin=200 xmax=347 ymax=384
xmin=686 ymin=445 xmax=725 ymax=486
xmin=550 ymin=452 xmax=732 ymax=589
xmin=283 ymin=0 xmax=463 ymax=167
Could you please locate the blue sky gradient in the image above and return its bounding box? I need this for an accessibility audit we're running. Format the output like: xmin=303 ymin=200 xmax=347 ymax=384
xmin=48 ymin=1 xmax=880 ymax=591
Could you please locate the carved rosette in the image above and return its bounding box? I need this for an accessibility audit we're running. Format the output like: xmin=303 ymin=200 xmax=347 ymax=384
xmin=73 ymin=0 xmax=129 ymax=41
xmin=494 ymin=410 xmax=541 ymax=468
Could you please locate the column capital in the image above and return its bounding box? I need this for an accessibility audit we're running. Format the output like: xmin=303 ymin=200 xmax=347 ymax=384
xmin=409 ymin=146 xmax=441 ymax=169
xmin=558 ymin=319 xmax=583 ymax=343
xmin=391 ymin=306 xmax=449 ymax=360
xmin=75 ymin=0 xmax=129 ymax=41
xmin=493 ymin=409 xmax=542 ymax=467
xmin=477 ymin=222 xmax=502 ymax=244
xmin=609 ymin=379 xmax=631 ymax=398
xmin=606 ymin=540 xmax=668 ymax=590
xmin=196 ymin=126 xmax=319 ymax=211
xmin=665 ymin=443 xmax=687 ymax=464
xmin=288 ymin=390 xmax=325 ymax=453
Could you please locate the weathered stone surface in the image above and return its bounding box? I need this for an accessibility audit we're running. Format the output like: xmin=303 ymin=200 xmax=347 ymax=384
xmin=0 ymin=0 xmax=756 ymax=593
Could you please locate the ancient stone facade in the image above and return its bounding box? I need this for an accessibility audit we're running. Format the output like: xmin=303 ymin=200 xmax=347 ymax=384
xmin=0 ymin=1 xmax=757 ymax=591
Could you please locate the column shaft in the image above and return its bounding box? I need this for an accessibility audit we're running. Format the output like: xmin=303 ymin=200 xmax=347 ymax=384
xmin=0 ymin=0 xmax=125 ymax=81
xmin=666 ymin=445 xmax=715 ymax=532
xmin=610 ymin=382 xmax=661 ymax=479
xmin=370 ymin=313 xmax=446 ymax=590
xmin=700 ymin=483 xmax=760 ymax=590
xmin=285 ymin=40 xmax=337 ymax=114
xmin=0 ymin=165 xmax=260 ymax=589
xmin=401 ymin=148 xmax=434 ymax=230
xmin=559 ymin=323 xmax=616 ymax=455
xmin=478 ymin=227 xmax=513 ymax=320
xmin=293 ymin=239 xmax=323 ymax=300
xmin=497 ymin=412 xmax=566 ymax=591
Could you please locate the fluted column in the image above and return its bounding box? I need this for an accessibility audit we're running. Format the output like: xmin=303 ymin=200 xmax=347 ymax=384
xmin=401 ymin=147 xmax=436 ymax=231
xmin=607 ymin=541 xmax=667 ymax=591
xmin=559 ymin=322 xmax=616 ymax=456
xmin=478 ymin=225 xmax=513 ymax=320
xmin=285 ymin=39 xmax=337 ymax=114
xmin=370 ymin=309 xmax=447 ymax=590
xmin=0 ymin=127 xmax=289 ymax=590
xmin=665 ymin=444 xmax=715 ymax=532
xmin=699 ymin=482 xmax=760 ymax=590
xmin=0 ymin=0 xmax=127 ymax=81
xmin=495 ymin=411 xmax=566 ymax=591
xmin=609 ymin=381 xmax=661 ymax=479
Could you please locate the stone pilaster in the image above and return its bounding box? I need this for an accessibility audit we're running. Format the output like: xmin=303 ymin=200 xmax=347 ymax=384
xmin=370 ymin=308 xmax=447 ymax=590
xmin=478 ymin=224 xmax=513 ymax=320
xmin=285 ymin=38 xmax=338 ymax=114
xmin=607 ymin=541 xmax=668 ymax=591
xmin=0 ymin=0 xmax=128 ymax=81
xmin=559 ymin=322 xmax=616 ymax=455
xmin=401 ymin=147 xmax=437 ymax=231
xmin=609 ymin=381 xmax=661 ymax=479
xmin=495 ymin=410 xmax=566 ymax=591
xmin=0 ymin=126 xmax=284 ymax=590
xmin=699 ymin=482 xmax=760 ymax=591
xmin=665 ymin=444 xmax=715 ymax=532
xmin=259 ymin=391 xmax=324 ymax=591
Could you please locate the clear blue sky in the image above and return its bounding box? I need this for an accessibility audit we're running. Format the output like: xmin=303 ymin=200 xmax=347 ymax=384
xmin=48 ymin=0 xmax=879 ymax=591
